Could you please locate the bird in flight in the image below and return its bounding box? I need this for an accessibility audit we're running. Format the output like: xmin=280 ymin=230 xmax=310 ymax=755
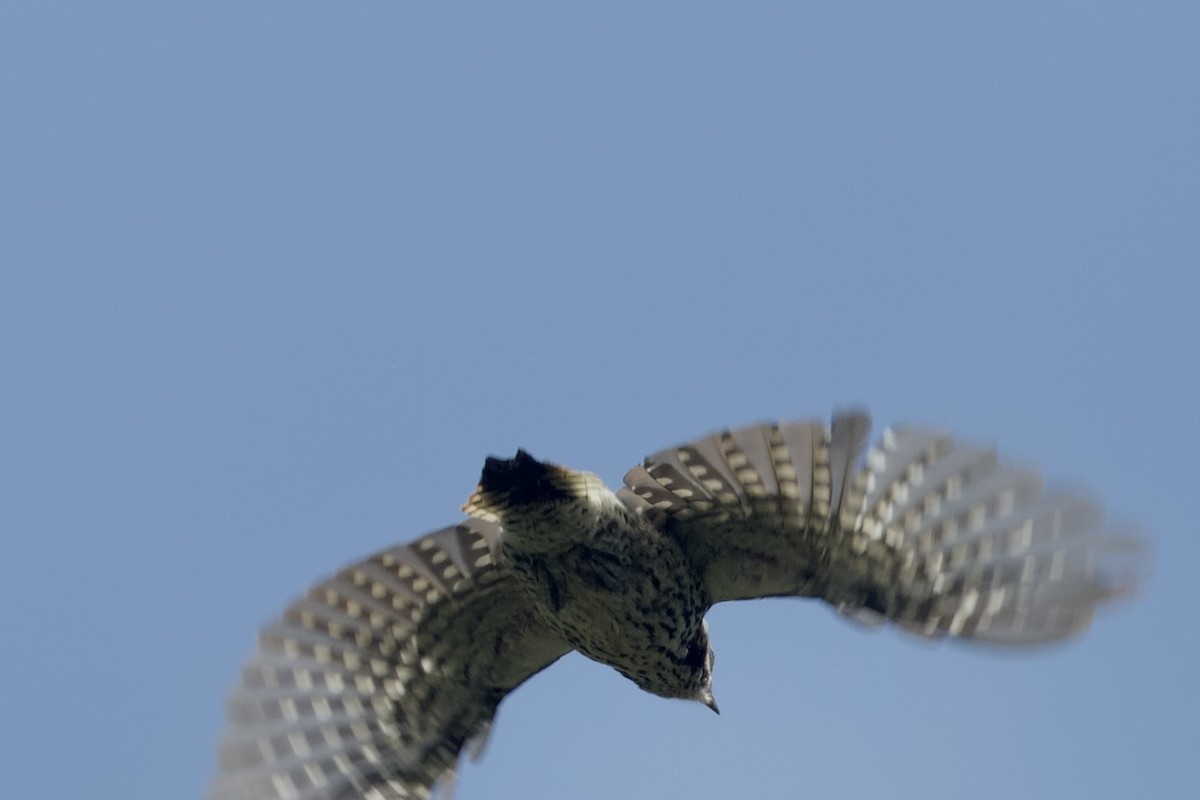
xmin=209 ymin=410 xmax=1141 ymax=800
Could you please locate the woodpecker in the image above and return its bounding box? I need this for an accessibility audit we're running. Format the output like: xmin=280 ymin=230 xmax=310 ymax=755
xmin=210 ymin=410 xmax=1141 ymax=800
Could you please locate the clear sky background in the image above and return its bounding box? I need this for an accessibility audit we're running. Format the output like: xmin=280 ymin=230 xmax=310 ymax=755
xmin=3 ymin=4 xmax=1197 ymax=799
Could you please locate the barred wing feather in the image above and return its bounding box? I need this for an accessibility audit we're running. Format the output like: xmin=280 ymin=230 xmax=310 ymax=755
xmin=843 ymin=426 xmax=1141 ymax=642
xmin=209 ymin=519 xmax=569 ymax=800
xmin=620 ymin=413 xmax=1140 ymax=644
xmin=619 ymin=411 xmax=872 ymax=603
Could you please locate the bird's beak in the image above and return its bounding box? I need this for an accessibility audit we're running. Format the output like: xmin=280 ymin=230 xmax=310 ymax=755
xmin=700 ymin=688 xmax=720 ymax=715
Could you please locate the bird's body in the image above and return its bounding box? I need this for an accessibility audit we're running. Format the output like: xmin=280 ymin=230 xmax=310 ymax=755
xmin=210 ymin=411 xmax=1141 ymax=800
xmin=468 ymin=451 xmax=715 ymax=705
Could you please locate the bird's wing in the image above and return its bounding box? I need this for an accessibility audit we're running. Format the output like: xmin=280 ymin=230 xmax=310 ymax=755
xmin=619 ymin=411 xmax=873 ymax=604
xmin=619 ymin=412 xmax=1142 ymax=643
xmin=209 ymin=519 xmax=570 ymax=800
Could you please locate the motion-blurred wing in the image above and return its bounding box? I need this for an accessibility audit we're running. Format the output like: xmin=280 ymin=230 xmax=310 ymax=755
xmin=620 ymin=413 xmax=1140 ymax=644
xmin=834 ymin=426 xmax=1141 ymax=642
xmin=210 ymin=519 xmax=570 ymax=800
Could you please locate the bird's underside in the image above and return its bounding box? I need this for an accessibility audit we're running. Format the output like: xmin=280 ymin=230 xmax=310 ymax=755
xmin=209 ymin=410 xmax=1142 ymax=800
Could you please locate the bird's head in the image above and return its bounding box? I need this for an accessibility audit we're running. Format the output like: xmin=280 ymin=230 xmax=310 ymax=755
xmin=624 ymin=620 xmax=719 ymax=715
xmin=685 ymin=622 xmax=720 ymax=715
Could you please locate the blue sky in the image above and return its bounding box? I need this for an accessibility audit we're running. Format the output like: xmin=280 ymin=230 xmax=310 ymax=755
xmin=2 ymin=3 xmax=1197 ymax=799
